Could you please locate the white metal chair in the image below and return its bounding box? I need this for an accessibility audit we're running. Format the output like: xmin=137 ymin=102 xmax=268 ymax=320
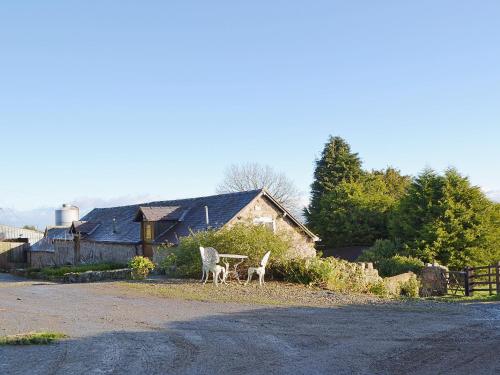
xmin=202 ymin=247 xmax=227 ymax=286
xmin=199 ymin=247 xmax=209 ymax=282
xmin=246 ymin=251 xmax=271 ymax=286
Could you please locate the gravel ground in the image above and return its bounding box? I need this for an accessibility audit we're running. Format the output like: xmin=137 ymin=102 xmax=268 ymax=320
xmin=116 ymin=277 xmax=387 ymax=306
xmin=1 ymin=273 xmax=499 ymax=375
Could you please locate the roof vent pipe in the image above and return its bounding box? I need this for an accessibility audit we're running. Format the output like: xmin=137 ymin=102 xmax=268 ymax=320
xmin=112 ymin=218 xmax=117 ymax=233
xmin=205 ymin=206 xmax=210 ymax=229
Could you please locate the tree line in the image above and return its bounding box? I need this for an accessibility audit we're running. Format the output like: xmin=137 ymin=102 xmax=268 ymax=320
xmin=305 ymin=136 xmax=500 ymax=269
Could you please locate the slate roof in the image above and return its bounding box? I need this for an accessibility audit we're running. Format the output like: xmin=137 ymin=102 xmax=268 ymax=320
xmin=134 ymin=206 xmax=184 ymax=222
xmin=31 ymin=227 xmax=73 ymax=252
xmin=79 ymin=190 xmax=264 ymax=244
xmin=71 ymin=221 xmax=101 ymax=235
xmin=46 ymin=227 xmax=74 ymax=240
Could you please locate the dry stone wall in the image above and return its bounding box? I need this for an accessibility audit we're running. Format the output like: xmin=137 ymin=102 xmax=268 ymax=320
xmin=62 ymin=268 xmax=132 ymax=283
xmin=420 ymin=263 xmax=449 ymax=296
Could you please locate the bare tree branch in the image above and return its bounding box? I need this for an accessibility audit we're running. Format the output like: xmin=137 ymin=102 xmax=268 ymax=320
xmin=217 ymin=163 xmax=303 ymax=217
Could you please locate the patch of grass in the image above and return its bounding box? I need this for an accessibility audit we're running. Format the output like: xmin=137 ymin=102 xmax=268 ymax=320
xmin=114 ymin=279 xmax=382 ymax=307
xmin=427 ymin=292 xmax=500 ymax=303
xmin=0 ymin=332 xmax=68 ymax=345
xmin=36 ymin=263 xmax=126 ymax=278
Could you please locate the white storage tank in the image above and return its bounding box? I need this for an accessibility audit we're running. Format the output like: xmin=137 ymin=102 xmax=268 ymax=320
xmin=55 ymin=204 xmax=79 ymax=227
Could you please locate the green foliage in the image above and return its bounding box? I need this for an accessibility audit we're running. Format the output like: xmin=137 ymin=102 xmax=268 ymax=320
xmin=480 ymin=202 xmax=500 ymax=265
xmin=377 ymin=255 xmax=424 ymax=278
xmin=390 ymin=168 xmax=498 ymax=268
xmin=306 ymin=136 xmax=363 ymax=236
xmin=160 ymin=223 xmax=292 ymax=278
xmin=0 ymin=332 xmax=68 ymax=345
xmin=358 ymin=239 xmax=400 ymax=262
xmin=399 ymin=277 xmax=420 ymax=298
xmin=360 ymin=240 xmax=424 ymax=277
xmin=37 ymin=263 xmax=126 ymax=278
xmin=306 ymin=137 xmax=499 ymax=269
xmin=128 ymin=256 xmax=155 ymax=280
xmin=309 ymin=135 xmax=363 ymax=200
xmin=271 ymin=256 xmax=367 ymax=293
xmin=368 ymin=280 xmax=389 ymax=297
xmin=308 ymin=167 xmax=410 ymax=248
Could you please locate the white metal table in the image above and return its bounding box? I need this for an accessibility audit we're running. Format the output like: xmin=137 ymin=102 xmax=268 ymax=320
xmin=219 ymin=254 xmax=248 ymax=283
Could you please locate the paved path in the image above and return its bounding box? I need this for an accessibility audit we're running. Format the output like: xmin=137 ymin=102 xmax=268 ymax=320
xmin=0 ymin=273 xmax=499 ymax=375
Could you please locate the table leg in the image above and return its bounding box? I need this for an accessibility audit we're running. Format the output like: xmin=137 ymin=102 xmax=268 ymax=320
xmin=223 ymin=262 xmax=230 ymax=283
xmin=233 ymin=259 xmax=245 ymax=283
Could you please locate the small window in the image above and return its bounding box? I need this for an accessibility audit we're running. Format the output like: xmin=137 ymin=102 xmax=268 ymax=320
xmin=144 ymin=224 xmax=153 ymax=241
xmin=253 ymin=217 xmax=275 ymax=233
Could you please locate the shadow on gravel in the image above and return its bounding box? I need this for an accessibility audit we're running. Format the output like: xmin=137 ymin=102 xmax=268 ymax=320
xmin=0 ymin=273 xmax=36 ymax=284
xmin=1 ymin=302 xmax=498 ymax=375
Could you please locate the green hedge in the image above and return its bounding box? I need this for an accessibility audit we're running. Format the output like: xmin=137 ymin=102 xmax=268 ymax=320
xmin=160 ymin=223 xmax=292 ymax=278
xmin=270 ymin=256 xmax=367 ymax=293
xmin=376 ymin=255 xmax=424 ymax=277
xmin=358 ymin=239 xmax=400 ymax=262
xmin=359 ymin=240 xmax=425 ymax=277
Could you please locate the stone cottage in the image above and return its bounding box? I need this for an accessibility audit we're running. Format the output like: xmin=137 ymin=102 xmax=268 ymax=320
xmin=29 ymin=189 xmax=318 ymax=267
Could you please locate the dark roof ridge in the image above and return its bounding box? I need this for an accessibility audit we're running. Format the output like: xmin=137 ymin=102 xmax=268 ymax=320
xmin=148 ymin=189 xmax=263 ymax=206
xmin=91 ymin=189 xmax=264 ymax=210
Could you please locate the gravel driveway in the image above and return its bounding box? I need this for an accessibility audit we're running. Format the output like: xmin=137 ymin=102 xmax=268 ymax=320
xmin=1 ymin=273 xmax=499 ymax=375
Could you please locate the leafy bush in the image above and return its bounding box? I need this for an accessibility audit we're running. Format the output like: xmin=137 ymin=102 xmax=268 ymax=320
xmin=358 ymin=239 xmax=400 ymax=263
xmin=128 ymin=256 xmax=155 ymax=280
xmin=377 ymin=255 xmax=424 ymax=277
xmin=271 ymin=256 xmax=367 ymax=293
xmin=160 ymin=223 xmax=292 ymax=278
xmin=37 ymin=263 xmax=126 ymax=278
xmin=399 ymin=277 xmax=420 ymax=298
xmin=368 ymin=280 xmax=389 ymax=297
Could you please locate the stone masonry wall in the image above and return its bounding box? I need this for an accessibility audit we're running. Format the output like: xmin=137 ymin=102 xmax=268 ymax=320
xmin=229 ymin=196 xmax=316 ymax=259
xmin=420 ymin=263 xmax=449 ymax=296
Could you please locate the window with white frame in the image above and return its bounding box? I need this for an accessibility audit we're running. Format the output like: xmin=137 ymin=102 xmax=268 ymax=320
xmin=253 ymin=216 xmax=276 ymax=232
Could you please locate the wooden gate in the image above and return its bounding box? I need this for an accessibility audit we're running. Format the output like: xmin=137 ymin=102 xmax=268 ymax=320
xmin=464 ymin=262 xmax=500 ymax=297
xmin=447 ymin=270 xmax=466 ymax=295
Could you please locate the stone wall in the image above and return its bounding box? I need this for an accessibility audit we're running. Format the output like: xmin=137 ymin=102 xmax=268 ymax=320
xmin=62 ymin=268 xmax=132 ymax=283
xmin=420 ymin=263 xmax=449 ymax=296
xmin=384 ymin=272 xmax=417 ymax=295
xmin=230 ymin=196 xmax=316 ymax=258
xmin=358 ymin=262 xmax=382 ymax=284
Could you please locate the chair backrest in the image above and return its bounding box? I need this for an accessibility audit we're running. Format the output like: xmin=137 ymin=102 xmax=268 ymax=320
xmin=204 ymin=247 xmax=220 ymax=265
xmin=199 ymin=247 xmax=207 ymax=264
xmin=260 ymin=251 xmax=271 ymax=268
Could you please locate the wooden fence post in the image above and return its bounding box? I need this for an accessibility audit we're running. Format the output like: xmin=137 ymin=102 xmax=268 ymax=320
xmin=488 ymin=265 xmax=493 ymax=296
xmin=496 ymin=261 xmax=500 ymax=295
xmin=464 ymin=267 xmax=471 ymax=297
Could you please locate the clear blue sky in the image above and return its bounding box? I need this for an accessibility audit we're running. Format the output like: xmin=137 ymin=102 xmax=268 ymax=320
xmin=0 ymin=1 xmax=499 ymax=226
